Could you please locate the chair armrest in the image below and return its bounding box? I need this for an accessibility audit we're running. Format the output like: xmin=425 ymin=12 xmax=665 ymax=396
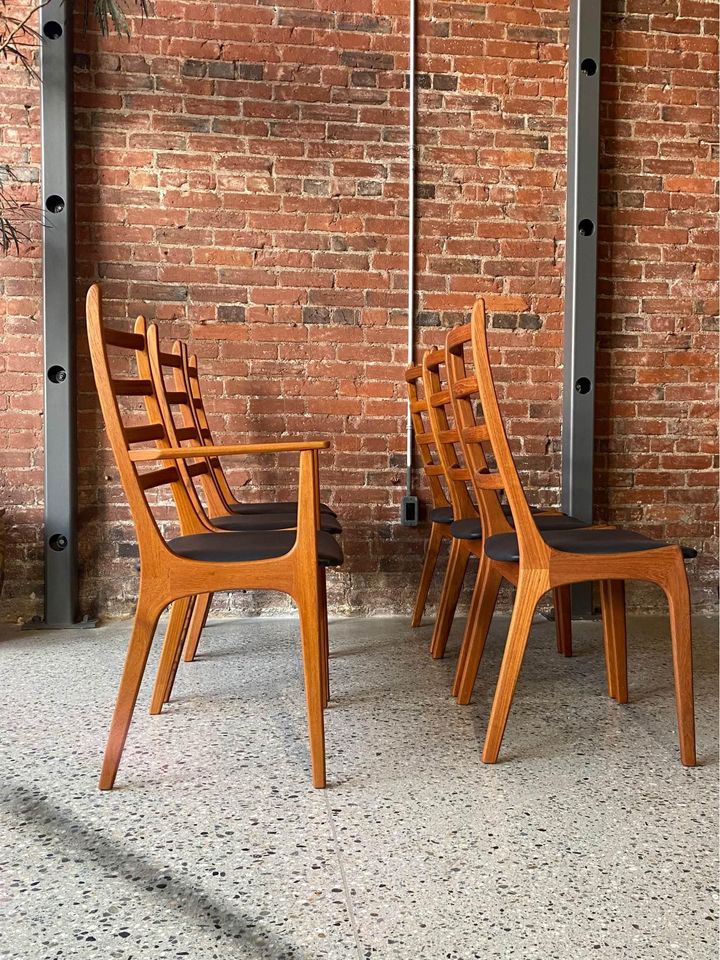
xmin=129 ymin=441 xmax=330 ymax=462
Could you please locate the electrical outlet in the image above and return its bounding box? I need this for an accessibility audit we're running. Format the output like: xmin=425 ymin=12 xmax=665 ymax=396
xmin=400 ymin=496 xmax=419 ymax=526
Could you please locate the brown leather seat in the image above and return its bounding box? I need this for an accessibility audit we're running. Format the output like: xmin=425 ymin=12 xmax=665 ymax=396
xmin=485 ymin=527 xmax=698 ymax=563
xmin=451 ymin=512 xmax=588 ymax=540
xmin=212 ymin=511 xmax=342 ymax=534
xmin=169 ymin=529 xmax=344 ymax=567
xmin=227 ymin=499 xmax=336 ymax=518
xmin=430 ymin=506 xmax=453 ymax=524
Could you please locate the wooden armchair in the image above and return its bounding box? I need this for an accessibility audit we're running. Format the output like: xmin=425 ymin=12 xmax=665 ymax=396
xmin=468 ymin=299 xmax=696 ymax=765
xmin=86 ymin=284 xmax=342 ymax=789
xmin=404 ymin=363 xmax=454 ymax=627
xmin=146 ymin=328 xmax=339 ymax=668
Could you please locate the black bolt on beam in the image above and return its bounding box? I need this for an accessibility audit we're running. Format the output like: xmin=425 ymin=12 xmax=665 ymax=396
xmin=561 ymin=0 xmax=602 ymax=619
xmin=31 ymin=0 xmax=95 ymax=629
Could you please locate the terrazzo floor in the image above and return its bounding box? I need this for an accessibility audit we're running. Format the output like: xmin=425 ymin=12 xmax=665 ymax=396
xmin=0 ymin=611 xmax=717 ymax=960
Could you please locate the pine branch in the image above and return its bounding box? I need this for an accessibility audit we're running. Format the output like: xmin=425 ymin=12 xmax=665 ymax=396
xmin=84 ymin=0 xmax=152 ymax=37
xmin=0 ymin=1 xmax=45 ymax=79
xmin=0 ymin=0 xmax=153 ymax=255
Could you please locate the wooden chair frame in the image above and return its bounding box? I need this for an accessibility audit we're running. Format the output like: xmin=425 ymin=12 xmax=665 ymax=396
xmin=146 ymin=330 xmax=331 ymax=673
xmin=468 ymin=299 xmax=695 ymax=765
xmin=421 ymin=346 xmax=573 ymax=677
xmin=444 ymin=324 xmax=573 ymax=703
xmin=87 ymin=284 xmax=334 ymax=789
xmin=404 ymin=363 xmax=454 ymax=627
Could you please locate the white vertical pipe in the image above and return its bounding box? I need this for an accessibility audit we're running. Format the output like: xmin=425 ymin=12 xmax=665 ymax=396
xmin=405 ymin=0 xmax=417 ymax=497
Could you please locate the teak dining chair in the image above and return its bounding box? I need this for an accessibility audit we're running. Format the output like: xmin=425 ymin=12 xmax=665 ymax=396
xmin=468 ymin=298 xmax=697 ymax=765
xmin=444 ymin=323 xmax=599 ymax=703
xmin=404 ymin=364 xmax=454 ymax=627
xmin=421 ymin=347 xmax=582 ymax=672
xmin=147 ymin=330 xmax=340 ymax=669
xmin=86 ymin=283 xmax=342 ymax=789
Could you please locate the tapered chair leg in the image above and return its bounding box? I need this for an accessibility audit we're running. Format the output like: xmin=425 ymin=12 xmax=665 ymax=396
xmin=599 ymin=580 xmax=627 ymax=702
xmin=663 ymin=563 xmax=696 ymax=766
xmin=429 ymin=539 xmax=470 ymax=659
xmin=553 ymin=585 xmax=572 ymax=657
xmin=99 ymin=597 xmax=163 ymax=790
xmin=411 ymin=523 xmax=445 ymax=628
xmin=482 ymin=572 xmax=545 ymax=764
xmin=297 ymin=580 xmax=327 ymax=788
xmin=318 ymin=569 xmax=329 ymax=709
xmin=182 ymin=592 xmax=212 ymax=662
xmin=455 ymin=560 xmax=503 ymax=705
xmin=149 ymin=595 xmax=195 ymax=715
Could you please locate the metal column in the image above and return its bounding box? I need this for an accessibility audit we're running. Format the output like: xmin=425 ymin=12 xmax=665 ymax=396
xmin=561 ymin=0 xmax=602 ymax=617
xmin=36 ymin=0 xmax=86 ymax=627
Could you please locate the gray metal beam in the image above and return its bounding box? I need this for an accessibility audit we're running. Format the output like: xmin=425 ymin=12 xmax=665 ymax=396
xmin=561 ymin=0 xmax=602 ymax=618
xmin=37 ymin=0 xmax=86 ymax=627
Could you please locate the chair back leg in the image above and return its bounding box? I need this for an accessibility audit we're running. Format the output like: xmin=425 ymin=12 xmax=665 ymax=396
xmin=552 ymin=585 xmax=573 ymax=657
xmin=150 ymin=596 xmax=195 ymax=714
xmin=183 ymin=593 xmax=213 ymax=662
xmin=455 ymin=560 xmax=503 ymax=705
xmin=599 ymin=580 xmax=628 ymax=702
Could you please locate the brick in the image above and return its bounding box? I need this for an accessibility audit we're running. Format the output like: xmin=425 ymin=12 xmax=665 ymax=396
xmin=0 ymin=0 xmax=713 ymax=622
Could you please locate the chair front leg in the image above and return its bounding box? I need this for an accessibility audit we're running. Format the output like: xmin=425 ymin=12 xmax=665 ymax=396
xmin=411 ymin=522 xmax=445 ymax=628
xmin=100 ymin=593 xmax=164 ymax=790
xmin=318 ymin=567 xmax=329 ymax=709
xmin=599 ymin=580 xmax=627 ymax=702
xmin=552 ymin=585 xmax=572 ymax=657
xmin=182 ymin=592 xmax=213 ymax=662
xmin=661 ymin=561 xmax=696 ymax=766
xmin=482 ymin=571 xmax=545 ymax=764
xmin=429 ymin=538 xmax=470 ymax=659
xmin=296 ymin=574 xmax=326 ymax=788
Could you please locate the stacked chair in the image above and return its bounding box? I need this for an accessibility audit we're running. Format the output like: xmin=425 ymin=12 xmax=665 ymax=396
xmin=408 ymin=299 xmax=697 ymax=765
xmin=403 ymin=364 xmax=455 ymax=627
xmin=86 ymin=284 xmax=343 ymax=790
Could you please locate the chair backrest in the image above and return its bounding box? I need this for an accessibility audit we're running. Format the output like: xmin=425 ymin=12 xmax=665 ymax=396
xmin=85 ymin=284 xmax=205 ymax=562
xmin=444 ymin=322 xmax=512 ymax=538
xmin=182 ymin=351 xmax=238 ymax=511
xmin=145 ymin=327 xmax=229 ymax=519
xmin=469 ymin=299 xmax=547 ymax=565
xmin=404 ymin=363 xmax=451 ymax=512
xmin=421 ymin=347 xmax=478 ymax=521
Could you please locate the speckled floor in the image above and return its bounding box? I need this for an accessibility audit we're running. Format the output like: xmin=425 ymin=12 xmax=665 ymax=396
xmin=0 ymin=611 xmax=717 ymax=960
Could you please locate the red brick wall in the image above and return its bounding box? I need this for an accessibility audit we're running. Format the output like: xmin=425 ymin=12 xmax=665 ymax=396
xmin=0 ymin=0 xmax=717 ymax=620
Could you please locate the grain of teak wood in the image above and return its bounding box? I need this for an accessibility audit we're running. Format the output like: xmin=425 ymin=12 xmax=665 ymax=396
xmin=85 ymin=283 xmax=342 ymax=790
xmin=465 ymin=298 xmax=696 ymax=766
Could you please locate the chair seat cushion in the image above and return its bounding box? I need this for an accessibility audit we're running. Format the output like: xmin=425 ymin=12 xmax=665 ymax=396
xmin=211 ymin=511 xmax=342 ymax=535
xmin=450 ymin=512 xmax=588 ymax=541
xmin=484 ymin=527 xmax=697 ymax=563
xmin=168 ymin=529 xmax=344 ymax=567
xmin=228 ymin=499 xmax=336 ymax=518
xmin=430 ymin=506 xmax=453 ymax=524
